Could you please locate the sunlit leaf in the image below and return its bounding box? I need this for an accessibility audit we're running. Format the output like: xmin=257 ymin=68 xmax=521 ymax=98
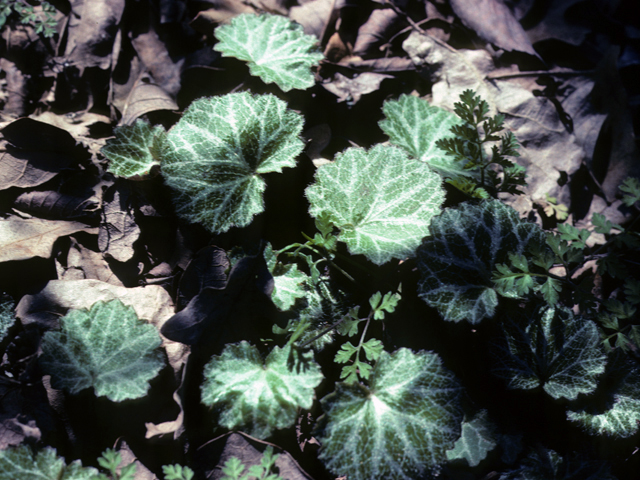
xmin=315 ymin=348 xmax=463 ymax=480
xmin=162 ymin=92 xmax=304 ymax=233
xmin=214 ymin=13 xmax=323 ymax=92
xmin=0 ymin=445 xmax=98 ymax=480
xmin=306 ymin=144 xmax=445 ymax=265
xmin=40 ymin=299 xmax=165 ymax=402
xmin=200 ymin=341 xmax=323 ymax=439
xmin=101 ymin=119 xmax=165 ymax=179
xmin=446 ymin=410 xmax=498 ymax=467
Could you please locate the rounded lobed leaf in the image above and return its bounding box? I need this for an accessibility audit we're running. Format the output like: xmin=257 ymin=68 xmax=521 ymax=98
xmin=101 ymin=119 xmax=165 ymax=179
xmin=162 ymin=92 xmax=305 ymax=233
xmin=379 ymin=94 xmax=471 ymax=178
xmin=315 ymin=348 xmax=463 ymax=480
xmin=200 ymin=341 xmax=324 ymax=439
xmin=0 ymin=445 xmax=98 ymax=480
xmin=416 ymin=199 xmax=546 ymax=323
xmin=40 ymin=299 xmax=165 ymax=402
xmin=214 ymin=13 xmax=323 ymax=92
xmin=306 ymin=144 xmax=445 ymax=265
xmin=493 ymin=306 xmax=607 ymax=401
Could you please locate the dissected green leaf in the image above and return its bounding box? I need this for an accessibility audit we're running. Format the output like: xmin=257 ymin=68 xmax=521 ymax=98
xmin=416 ymin=199 xmax=545 ymax=323
xmin=567 ymin=360 xmax=640 ymax=438
xmin=619 ymin=177 xmax=640 ymax=207
xmin=101 ymin=119 xmax=165 ymax=179
xmin=446 ymin=410 xmax=498 ymax=467
xmin=0 ymin=445 xmax=98 ymax=480
xmin=315 ymin=348 xmax=463 ymax=480
xmin=379 ymin=94 xmax=471 ymax=178
xmin=493 ymin=306 xmax=606 ymax=400
xmin=162 ymin=92 xmax=304 ymax=233
xmin=162 ymin=464 xmax=195 ymax=480
xmin=40 ymin=299 xmax=165 ymax=402
xmin=213 ymin=13 xmax=323 ymax=92
xmin=306 ymin=144 xmax=445 ymax=265
xmin=200 ymin=341 xmax=323 ymax=439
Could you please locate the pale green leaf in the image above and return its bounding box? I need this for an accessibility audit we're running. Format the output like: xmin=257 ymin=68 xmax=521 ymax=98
xmin=315 ymin=348 xmax=463 ymax=480
xmin=306 ymin=144 xmax=445 ymax=265
xmin=264 ymin=243 xmax=309 ymax=311
xmin=214 ymin=13 xmax=323 ymax=92
xmin=567 ymin=361 xmax=640 ymax=438
xmin=0 ymin=445 xmax=98 ymax=480
xmin=446 ymin=410 xmax=498 ymax=467
xmin=493 ymin=306 xmax=606 ymax=400
xmin=416 ymin=200 xmax=545 ymax=323
xmin=200 ymin=341 xmax=324 ymax=439
xmin=40 ymin=299 xmax=165 ymax=402
xmin=101 ymin=119 xmax=165 ymax=178
xmin=162 ymin=464 xmax=195 ymax=480
xmin=162 ymin=92 xmax=304 ymax=233
xmin=379 ymin=94 xmax=472 ymax=178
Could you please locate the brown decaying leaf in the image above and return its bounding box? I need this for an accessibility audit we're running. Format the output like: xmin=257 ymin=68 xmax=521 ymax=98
xmin=131 ymin=28 xmax=182 ymax=97
xmin=290 ymin=0 xmax=334 ymax=40
xmin=190 ymin=0 xmax=256 ymax=34
xmin=98 ymin=182 xmax=141 ymax=263
xmin=0 ymin=217 xmax=97 ymax=263
xmin=353 ymin=7 xmax=406 ymax=58
xmin=177 ymin=245 xmax=229 ymax=310
xmin=449 ymin=0 xmax=538 ymax=57
xmin=522 ymin=0 xmax=591 ymax=46
xmin=62 ymin=0 xmax=126 ymax=72
xmin=120 ymin=76 xmax=179 ymax=126
xmin=13 ymin=190 xmax=99 ymax=221
xmin=322 ymin=71 xmax=392 ymax=104
xmin=0 ymin=145 xmax=74 ymax=190
xmin=55 ymin=238 xmax=124 ymax=287
xmin=0 ymin=58 xmax=27 ymax=118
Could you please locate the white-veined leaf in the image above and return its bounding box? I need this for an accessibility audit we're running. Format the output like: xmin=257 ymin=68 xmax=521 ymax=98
xmin=200 ymin=341 xmax=323 ymax=439
xmin=416 ymin=199 xmax=545 ymax=323
xmin=306 ymin=144 xmax=445 ymax=265
xmin=567 ymin=360 xmax=640 ymax=438
xmin=0 ymin=445 xmax=98 ymax=480
xmin=214 ymin=13 xmax=323 ymax=92
xmin=493 ymin=306 xmax=606 ymax=400
xmin=315 ymin=348 xmax=463 ymax=480
xmin=101 ymin=119 xmax=165 ymax=179
xmin=446 ymin=410 xmax=498 ymax=467
xmin=264 ymin=243 xmax=309 ymax=311
xmin=162 ymin=92 xmax=304 ymax=233
xmin=39 ymin=299 xmax=165 ymax=402
xmin=379 ymin=94 xmax=473 ymax=178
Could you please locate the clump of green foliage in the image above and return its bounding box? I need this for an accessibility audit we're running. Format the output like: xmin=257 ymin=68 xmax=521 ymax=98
xmin=0 ymin=0 xmax=57 ymax=37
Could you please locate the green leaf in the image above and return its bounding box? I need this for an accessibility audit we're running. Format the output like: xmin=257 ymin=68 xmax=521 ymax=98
xmin=40 ymin=299 xmax=165 ymax=402
xmin=567 ymin=361 xmax=640 ymax=438
xmin=334 ymin=341 xmax=358 ymax=363
xmin=200 ymin=341 xmax=324 ymax=439
xmin=361 ymin=338 xmax=383 ymax=361
xmin=162 ymin=92 xmax=304 ymax=233
xmin=493 ymin=306 xmax=606 ymax=400
xmin=379 ymin=94 xmax=472 ymax=178
xmin=306 ymin=144 xmax=445 ymax=265
xmin=446 ymin=410 xmax=498 ymax=467
xmin=101 ymin=119 xmax=165 ymax=179
xmin=264 ymin=243 xmax=309 ymax=311
xmin=619 ymin=177 xmax=640 ymax=207
xmin=162 ymin=464 xmax=195 ymax=480
xmin=315 ymin=348 xmax=463 ymax=480
xmin=416 ymin=200 xmax=545 ymax=323
xmin=370 ymin=291 xmax=401 ymax=320
xmin=0 ymin=296 xmax=15 ymax=343
xmin=213 ymin=13 xmax=323 ymax=92
xmin=0 ymin=445 xmax=98 ymax=480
